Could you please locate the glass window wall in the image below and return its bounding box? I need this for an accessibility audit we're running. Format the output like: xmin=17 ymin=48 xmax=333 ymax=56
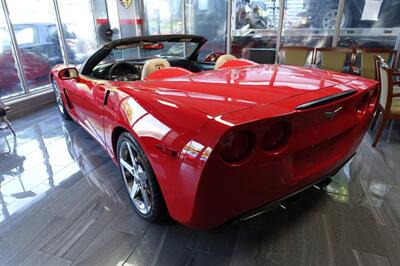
xmin=0 ymin=7 xmax=24 ymax=100
xmin=185 ymin=0 xmax=228 ymax=60
xmin=231 ymin=0 xmax=278 ymax=61
xmin=5 ymin=0 xmax=62 ymax=92
xmin=57 ymin=0 xmax=98 ymax=65
xmin=281 ymin=0 xmax=336 ymax=48
xmin=0 ymin=0 xmax=102 ymax=102
xmin=338 ymin=0 xmax=400 ymax=48
xmin=144 ymin=0 xmax=184 ymax=35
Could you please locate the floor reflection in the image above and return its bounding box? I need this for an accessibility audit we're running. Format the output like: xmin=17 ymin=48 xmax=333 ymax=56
xmin=0 ymin=110 xmax=124 ymax=227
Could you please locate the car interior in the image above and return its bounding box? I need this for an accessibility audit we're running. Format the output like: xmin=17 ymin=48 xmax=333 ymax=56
xmin=90 ymin=54 xmax=238 ymax=82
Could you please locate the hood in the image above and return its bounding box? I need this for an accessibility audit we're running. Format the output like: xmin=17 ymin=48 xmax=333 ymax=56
xmin=133 ymin=64 xmax=363 ymax=117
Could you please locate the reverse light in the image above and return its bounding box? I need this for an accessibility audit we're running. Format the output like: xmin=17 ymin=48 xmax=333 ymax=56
xmin=220 ymin=130 xmax=254 ymax=163
xmin=368 ymin=87 xmax=379 ymax=111
xmin=262 ymin=121 xmax=290 ymax=152
xmin=356 ymin=93 xmax=369 ymax=118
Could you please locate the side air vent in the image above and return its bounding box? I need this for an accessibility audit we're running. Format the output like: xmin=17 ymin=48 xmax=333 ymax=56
xmin=295 ymin=90 xmax=357 ymax=110
xmin=63 ymin=88 xmax=73 ymax=109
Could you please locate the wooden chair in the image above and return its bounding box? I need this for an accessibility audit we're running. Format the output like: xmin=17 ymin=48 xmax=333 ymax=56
xmin=356 ymin=48 xmax=396 ymax=80
xmin=0 ymin=99 xmax=15 ymax=137
xmin=312 ymin=47 xmax=355 ymax=73
xmin=374 ymin=55 xmax=400 ymax=94
xmin=279 ymin=46 xmax=314 ymax=66
xmin=372 ymin=56 xmax=400 ymax=147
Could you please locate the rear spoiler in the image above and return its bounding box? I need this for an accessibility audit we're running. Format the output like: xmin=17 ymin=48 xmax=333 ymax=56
xmin=295 ymin=90 xmax=357 ymax=110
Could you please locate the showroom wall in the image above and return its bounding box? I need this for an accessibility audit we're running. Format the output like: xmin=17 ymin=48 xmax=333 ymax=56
xmin=1 ymin=0 xmax=399 ymax=102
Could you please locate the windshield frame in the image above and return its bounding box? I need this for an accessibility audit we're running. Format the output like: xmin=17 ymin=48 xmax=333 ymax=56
xmin=81 ymin=34 xmax=207 ymax=75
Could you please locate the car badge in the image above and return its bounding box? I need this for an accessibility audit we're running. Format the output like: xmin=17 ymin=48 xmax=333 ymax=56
xmin=324 ymin=107 xmax=343 ymax=120
xmin=120 ymin=0 xmax=132 ymax=9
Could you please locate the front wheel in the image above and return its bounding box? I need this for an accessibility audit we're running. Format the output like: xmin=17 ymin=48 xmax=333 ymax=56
xmin=52 ymin=79 xmax=71 ymax=120
xmin=117 ymin=132 xmax=167 ymax=222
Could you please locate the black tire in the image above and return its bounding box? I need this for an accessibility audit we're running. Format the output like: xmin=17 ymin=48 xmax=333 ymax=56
xmin=117 ymin=132 xmax=167 ymax=222
xmin=52 ymin=78 xmax=71 ymax=120
xmin=314 ymin=4 xmax=352 ymax=29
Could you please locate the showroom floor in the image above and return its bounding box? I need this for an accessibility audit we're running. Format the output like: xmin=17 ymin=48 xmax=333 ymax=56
xmin=0 ymin=105 xmax=400 ymax=266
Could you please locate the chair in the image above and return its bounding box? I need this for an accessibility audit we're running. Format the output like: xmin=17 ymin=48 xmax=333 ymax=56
xmin=0 ymin=99 xmax=15 ymax=137
xmin=374 ymin=55 xmax=400 ymax=94
xmin=372 ymin=57 xmax=400 ymax=147
xmin=312 ymin=47 xmax=355 ymax=73
xmin=356 ymin=48 xmax=396 ymax=80
xmin=279 ymin=46 xmax=314 ymax=66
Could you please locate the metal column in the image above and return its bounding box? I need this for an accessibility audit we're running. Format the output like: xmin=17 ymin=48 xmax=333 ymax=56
xmin=182 ymin=0 xmax=187 ymax=57
xmin=275 ymin=0 xmax=285 ymax=63
xmin=182 ymin=0 xmax=187 ymax=34
xmin=333 ymin=0 xmax=346 ymax=47
xmin=88 ymin=0 xmax=100 ymax=47
xmin=106 ymin=0 xmax=121 ymax=39
xmin=395 ymin=30 xmax=400 ymax=68
xmin=0 ymin=0 xmax=29 ymax=94
xmin=52 ymin=0 xmax=70 ymax=65
xmin=226 ymin=0 xmax=233 ymax=54
xmin=134 ymin=0 xmax=145 ymax=36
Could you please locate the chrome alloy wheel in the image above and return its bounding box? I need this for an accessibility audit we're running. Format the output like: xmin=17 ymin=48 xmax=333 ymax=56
xmin=119 ymin=140 xmax=152 ymax=215
xmin=53 ymin=81 xmax=65 ymax=115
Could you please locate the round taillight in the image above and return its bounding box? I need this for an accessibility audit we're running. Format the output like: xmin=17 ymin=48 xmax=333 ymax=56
xmin=357 ymin=93 xmax=369 ymax=118
xmin=220 ymin=131 xmax=253 ymax=163
xmin=262 ymin=121 xmax=290 ymax=151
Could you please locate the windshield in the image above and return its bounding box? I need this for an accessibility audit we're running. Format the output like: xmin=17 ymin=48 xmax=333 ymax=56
xmin=103 ymin=41 xmax=199 ymax=63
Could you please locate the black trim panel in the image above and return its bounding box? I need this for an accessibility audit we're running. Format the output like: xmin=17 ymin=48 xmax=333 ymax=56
xmin=63 ymin=88 xmax=72 ymax=109
xmin=104 ymin=90 xmax=110 ymax=106
xmin=295 ymin=90 xmax=357 ymax=110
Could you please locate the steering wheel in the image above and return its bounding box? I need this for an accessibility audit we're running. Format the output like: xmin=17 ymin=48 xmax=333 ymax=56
xmin=108 ymin=62 xmax=139 ymax=81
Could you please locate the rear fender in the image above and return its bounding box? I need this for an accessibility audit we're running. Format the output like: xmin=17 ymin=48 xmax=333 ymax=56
xmin=106 ymin=88 xmax=211 ymax=215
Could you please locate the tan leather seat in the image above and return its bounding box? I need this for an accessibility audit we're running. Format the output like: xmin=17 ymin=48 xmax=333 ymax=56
xmin=141 ymin=58 xmax=171 ymax=80
xmin=214 ymin=54 xmax=237 ymax=70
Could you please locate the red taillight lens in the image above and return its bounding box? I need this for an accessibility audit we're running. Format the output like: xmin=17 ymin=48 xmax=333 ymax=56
xmin=262 ymin=121 xmax=290 ymax=151
xmin=356 ymin=93 xmax=369 ymax=118
xmin=220 ymin=131 xmax=253 ymax=163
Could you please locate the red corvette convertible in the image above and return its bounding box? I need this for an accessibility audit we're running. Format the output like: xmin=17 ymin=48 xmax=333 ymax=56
xmin=51 ymin=35 xmax=378 ymax=229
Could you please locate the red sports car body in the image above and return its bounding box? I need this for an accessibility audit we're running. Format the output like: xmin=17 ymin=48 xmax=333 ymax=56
xmin=51 ymin=35 xmax=378 ymax=229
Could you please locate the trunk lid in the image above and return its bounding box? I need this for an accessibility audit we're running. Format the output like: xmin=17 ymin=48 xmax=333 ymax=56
xmin=138 ymin=65 xmax=361 ymax=117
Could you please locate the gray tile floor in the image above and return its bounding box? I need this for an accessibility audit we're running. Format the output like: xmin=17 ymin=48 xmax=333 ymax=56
xmin=0 ymin=105 xmax=400 ymax=266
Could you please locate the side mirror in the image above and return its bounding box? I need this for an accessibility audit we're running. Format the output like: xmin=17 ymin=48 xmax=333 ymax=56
xmin=58 ymin=68 xmax=78 ymax=80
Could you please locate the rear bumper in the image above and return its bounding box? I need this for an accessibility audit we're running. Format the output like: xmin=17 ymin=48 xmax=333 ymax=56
xmin=178 ymin=123 xmax=366 ymax=229
xmin=231 ymin=152 xmax=355 ymax=225
xmin=188 ymin=151 xmax=357 ymax=229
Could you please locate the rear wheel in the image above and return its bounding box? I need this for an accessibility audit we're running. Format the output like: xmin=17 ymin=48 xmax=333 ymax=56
xmin=117 ymin=132 xmax=167 ymax=222
xmin=52 ymin=78 xmax=71 ymax=120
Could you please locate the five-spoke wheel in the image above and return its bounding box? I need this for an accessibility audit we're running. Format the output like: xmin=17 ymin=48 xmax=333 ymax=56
xmin=117 ymin=132 xmax=167 ymax=221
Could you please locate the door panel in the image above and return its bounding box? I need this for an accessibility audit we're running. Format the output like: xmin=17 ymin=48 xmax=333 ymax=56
xmin=65 ymin=76 xmax=106 ymax=144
